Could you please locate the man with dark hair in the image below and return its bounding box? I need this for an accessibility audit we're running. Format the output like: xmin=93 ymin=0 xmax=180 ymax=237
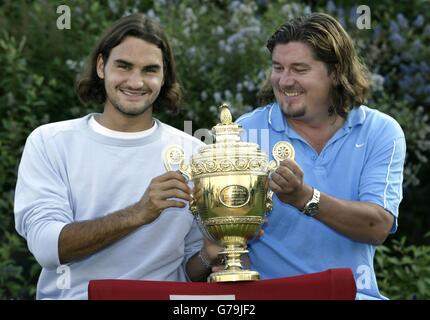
xmin=236 ymin=13 xmax=406 ymax=299
xmin=14 ymin=13 xmax=219 ymax=299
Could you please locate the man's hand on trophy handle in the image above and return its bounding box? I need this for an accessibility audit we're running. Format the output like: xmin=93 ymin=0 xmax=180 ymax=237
xmin=255 ymin=219 xmax=267 ymax=240
xmin=163 ymin=145 xmax=190 ymax=178
xmin=269 ymin=159 xmax=313 ymax=209
xmin=268 ymin=160 xmax=278 ymax=179
xmin=179 ymin=164 xmax=192 ymax=181
xmin=135 ymin=171 xmax=192 ymax=224
xmin=201 ymin=238 xmax=224 ymax=269
xmin=189 ymin=197 xmax=198 ymax=216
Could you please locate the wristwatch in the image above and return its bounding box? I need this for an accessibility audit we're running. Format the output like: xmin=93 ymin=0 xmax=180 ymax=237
xmin=302 ymin=188 xmax=320 ymax=217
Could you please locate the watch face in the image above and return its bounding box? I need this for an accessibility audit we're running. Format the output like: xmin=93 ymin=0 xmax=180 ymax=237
xmin=306 ymin=203 xmax=319 ymax=216
xmin=309 ymin=203 xmax=318 ymax=210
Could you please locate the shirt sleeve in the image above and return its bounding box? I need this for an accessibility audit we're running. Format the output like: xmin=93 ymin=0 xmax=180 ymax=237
xmin=359 ymin=131 xmax=406 ymax=233
xmin=182 ymin=173 xmax=203 ymax=281
xmin=181 ymin=218 xmax=204 ymax=281
xmin=14 ymin=128 xmax=74 ymax=268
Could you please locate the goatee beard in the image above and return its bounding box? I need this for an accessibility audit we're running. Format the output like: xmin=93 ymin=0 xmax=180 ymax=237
xmin=283 ymin=105 xmax=306 ymax=118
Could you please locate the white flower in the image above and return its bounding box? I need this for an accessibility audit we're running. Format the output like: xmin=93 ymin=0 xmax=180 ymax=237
xmin=213 ymin=26 xmax=225 ymax=36
xmin=66 ymin=59 xmax=77 ymax=70
xmin=235 ymin=92 xmax=244 ymax=103
xmin=214 ymin=92 xmax=222 ymax=103
xmin=199 ymin=5 xmax=208 ymax=15
xmin=371 ymin=73 xmax=385 ymax=92
xmin=224 ymin=90 xmax=233 ymax=100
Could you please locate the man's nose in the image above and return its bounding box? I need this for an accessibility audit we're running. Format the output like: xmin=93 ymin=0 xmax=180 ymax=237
xmin=127 ymin=70 xmax=144 ymax=89
xmin=279 ymin=70 xmax=296 ymax=87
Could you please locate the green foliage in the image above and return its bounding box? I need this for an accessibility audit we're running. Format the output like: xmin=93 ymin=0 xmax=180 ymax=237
xmin=0 ymin=232 xmax=40 ymax=299
xmin=0 ymin=31 xmax=47 ymax=299
xmin=375 ymin=236 xmax=430 ymax=299
xmin=0 ymin=0 xmax=429 ymax=299
xmin=375 ymin=94 xmax=430 ymax=188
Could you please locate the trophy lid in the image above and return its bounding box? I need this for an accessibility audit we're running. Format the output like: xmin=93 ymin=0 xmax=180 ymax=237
xmin=191 ymin=103 xmax=270 ymax=177
xmin=211 ymin=103 xmax=242 ymax=143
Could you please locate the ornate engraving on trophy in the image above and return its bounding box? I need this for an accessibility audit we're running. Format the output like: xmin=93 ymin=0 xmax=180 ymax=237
xmin=163 ymin=103 xmax=296 ymax=282
xmin=219 ymin=185 xmax=250 ymax=208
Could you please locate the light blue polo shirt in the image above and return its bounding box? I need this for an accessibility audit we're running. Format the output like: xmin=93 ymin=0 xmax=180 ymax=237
xmin=236 ymin=103 xmax=406 ymax=300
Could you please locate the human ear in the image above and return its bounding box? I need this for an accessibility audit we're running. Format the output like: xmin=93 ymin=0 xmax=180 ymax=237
xmin=96 ymin=54 xmax=105 ymax=79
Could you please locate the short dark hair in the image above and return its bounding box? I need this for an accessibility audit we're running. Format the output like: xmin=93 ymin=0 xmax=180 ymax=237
xmin=258 ymin=12 xmax=370 ymax=118
xmin=76 ymin=13 xmax=182 ymax=114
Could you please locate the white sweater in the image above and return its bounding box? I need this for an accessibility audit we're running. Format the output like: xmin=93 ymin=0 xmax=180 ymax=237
xmin=14 ymin=114 xmax=204 ymax=299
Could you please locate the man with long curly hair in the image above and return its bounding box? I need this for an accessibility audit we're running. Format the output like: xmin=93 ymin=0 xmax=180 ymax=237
xmin=237 ymin=13 xmax=406 ymax=300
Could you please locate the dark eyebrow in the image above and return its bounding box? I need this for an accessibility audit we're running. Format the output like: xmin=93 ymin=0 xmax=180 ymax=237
xmin=291 ymin=62 xmax=311 ymax=68
xmin=143 ymin=64 xmax=162 ymax=71
xmin=114 ymin=59 xmax=161 ymax=71
xmin=271 ymin=60 xmax=310 ymax=69
xmin=114 ymin=59 xmax=133 ymax=67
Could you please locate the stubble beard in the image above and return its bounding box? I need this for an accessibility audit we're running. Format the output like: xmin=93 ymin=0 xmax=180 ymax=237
xmin=108 ymin=94 xmax=154 ymax=117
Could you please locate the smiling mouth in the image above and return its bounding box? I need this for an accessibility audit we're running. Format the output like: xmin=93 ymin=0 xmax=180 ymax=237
xmin=282 ymin=90 xmax=304 ymax=97
xmin=120 ymin=89 xmax=147 ymax=97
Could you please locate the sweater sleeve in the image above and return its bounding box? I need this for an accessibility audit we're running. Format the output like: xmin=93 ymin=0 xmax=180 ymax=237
xmin=14 ymin=128 xmax=74 ymax=268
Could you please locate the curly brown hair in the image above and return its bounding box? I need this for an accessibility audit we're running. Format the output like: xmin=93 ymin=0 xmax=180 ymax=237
xmin=76 ymin=13 xmax=182 ymax=114
xmin=258 ymin=12 xmax=370 ymax=118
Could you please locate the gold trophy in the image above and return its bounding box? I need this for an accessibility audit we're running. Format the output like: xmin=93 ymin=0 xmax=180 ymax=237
xmin=164 ymin=103 xmax=294 ymax=282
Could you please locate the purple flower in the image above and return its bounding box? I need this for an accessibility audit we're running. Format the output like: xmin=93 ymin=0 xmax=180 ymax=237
xmin=403 ymin=94 xmax=415 ymax=103
xmin=349 ymin=7 xmax=359 ymax=23
xmin=399 ymin=76 xmax=413 ymax=90
xmin=413 ymin=15 xmax=424 ymax=28
xmin=396 ymin=14 xmax=409 ymax=29
xmin=414 ymin=74 xmax=424 ymax=85
xmin=412 ymin=39 xmax=424 ymax=53
xmin=390 ymin=33 xmax=405 ymax=47
xmin=372 ymin=25 xmax=382 ymax=41
xmin=399 ymin=64 xmax=412 ymax=74
xmin=424 ymin=25 xmax=430 ymax=37
xmin=420 ymin=62 xmax=430 ymax=73
xmin=392 ymin=55 xmax=401 ymax=64
xmin=389 ymin=21 xmax=400 ymax=34
xmin=326 ymin=1 xmax=336 ymax=13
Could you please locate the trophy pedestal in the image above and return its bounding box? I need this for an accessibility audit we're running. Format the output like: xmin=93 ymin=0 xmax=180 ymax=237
xmin=208 ymin=270 xmax=260 ymax=283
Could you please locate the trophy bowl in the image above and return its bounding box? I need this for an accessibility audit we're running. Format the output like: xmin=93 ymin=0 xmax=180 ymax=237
xmin=164 ymin=103 xmax=294 ymax=282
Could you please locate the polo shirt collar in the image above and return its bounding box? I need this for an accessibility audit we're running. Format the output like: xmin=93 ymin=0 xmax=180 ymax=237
xmin=344 ymin=105 xmax=366 ymax=129
xmin=268 ymin=103 xmax=286 ymax=132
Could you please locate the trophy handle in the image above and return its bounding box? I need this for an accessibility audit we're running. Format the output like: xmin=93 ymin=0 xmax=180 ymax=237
xmin=268 ymin=159 xmax=278 ymax=175
xmin=163 ymin=145 xmax=192 ymax=180
xmin=269 ymin=141 xmax=295 ymax=175
xmin=189 ymin=197 xmax=198 ymax=216
xmin=266 ymin=190 xmax=273 ymax=213
xmin=271 ymin=141 xmax=295 ymax=165
xmin=179 ymin=163 xmax=192 ymax=181
xmin=267 ymin=141 xmax=295 ymax=213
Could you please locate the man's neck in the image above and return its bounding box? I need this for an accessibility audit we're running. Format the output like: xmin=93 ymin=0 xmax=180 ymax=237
xmin=97 ymin=107 xmax=154 ymax=132
xmin=288 ymin=114 xmax=344 ymax=154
